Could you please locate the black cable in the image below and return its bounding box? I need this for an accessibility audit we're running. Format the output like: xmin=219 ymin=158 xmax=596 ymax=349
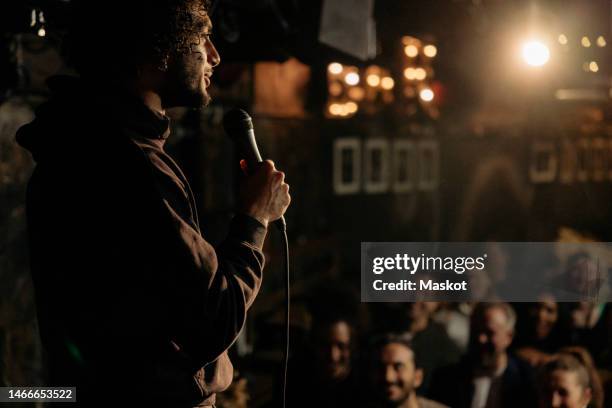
xmin=275 ymin=217 xmax=290 ymax=408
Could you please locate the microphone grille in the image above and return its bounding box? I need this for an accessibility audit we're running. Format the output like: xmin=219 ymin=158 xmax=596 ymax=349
xmin=223 ymin=108 xmax=253 ymax=137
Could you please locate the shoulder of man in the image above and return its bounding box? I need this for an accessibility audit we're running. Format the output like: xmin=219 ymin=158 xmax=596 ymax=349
xmin=417 ymin=396 xmax=450 ymax=408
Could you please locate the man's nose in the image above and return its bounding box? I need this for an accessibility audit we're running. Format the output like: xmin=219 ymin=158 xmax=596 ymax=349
xmin=384 ymin=367 xmax=396 ymax=383
xmin=206 ymin=39 xmax=221 ymax=67
xmin=330 ymin=346 xmax=342 ymax=363
xmin=551 ymin=392 xmax=562 ymax=408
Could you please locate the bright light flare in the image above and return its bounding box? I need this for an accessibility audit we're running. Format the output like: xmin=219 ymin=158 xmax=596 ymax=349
xmin=521 ymin=41 xmax=550 ymax=67
xmin=328 ymin=62 xmax=343 ymax=75
xmin=558 ymin=34 xmax=567 ymax=45
xmin=366 ymin=74 xmax=380 ymax=87
xmin=381 ymin=77 xmax=395 ymax=90
xmin=345 ymin=72 xmax=360 ymax=86
xmin=423 ymin=45 xmax=437 ymax=57
xmin=419 ymin=88 xmax=434 ymax=102
xmin=581 ymin=36 xmax=591 ymax=47
xmin=415 ymin=68 xmax=427 ymax=80
xmin=404 ymin=45 xmax=419 ymax=58
xmin=596 ymin=36 xmax=606 ymax=47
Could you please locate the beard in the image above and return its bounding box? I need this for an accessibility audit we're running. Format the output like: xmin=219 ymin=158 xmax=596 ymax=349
xmin=381 ymin=383 xmax=413 ymax=408
xmin=161 ymin=57 xmax=211 ymax=109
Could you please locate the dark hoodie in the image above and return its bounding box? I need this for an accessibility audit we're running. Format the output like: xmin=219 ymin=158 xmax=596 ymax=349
xmin=16 ymin=76 xmax=266 ymax=407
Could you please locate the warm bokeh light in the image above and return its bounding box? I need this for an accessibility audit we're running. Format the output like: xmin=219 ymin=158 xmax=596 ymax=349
xmin=596 ymin=36 xmax=606 ymax=47
xmin=423 ymin=45 xmax=437 ymax=57
xmin=329 ymin=82 xmax=342 ymax=96
xmin=348 ymin=86 xmax=365 ymax=101
xmin=328 ymin=62 xmax=343 ymax=74
xmin=37 ymin=27 xmax=46 ymax=37
xmin=589 ymin=61 xmax=599 ymax=72
xmin=345 ymin=101 xmax=358 ymax=114
xmin=404 ymin=44 xmax=419 ymax=58
xmin=381 ymin=77 xmax=395 ymax=90
xmin=581 ymin=36 xmax=591 ymax=47
xmin=345 ymin=72 xmax=360 ymax=86
xmin=558 ymin=34 xmax=567 ymax=45
xmin=366 ymin=74 xmax=381 ymax=87
xmin=329 ymin=103 xmax=341 ymax=115
xmin=522 ymin=41 xmax=550 ymax=67
xmin=419 ymin=88 xmax=434 ymax=102
xmin=415 ymin=67 xmax=427 ymax=80
xmin=404 ymin=67 xmax=416 ymax=80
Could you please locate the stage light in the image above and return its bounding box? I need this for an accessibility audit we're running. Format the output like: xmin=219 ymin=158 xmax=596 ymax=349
xmin=589 ymin=61 xmax=599 ymax=72
xmin=596 ymin=36 xmax=606 ymax=47
xmin=415 ymin=68 xmax=427 ymax=80
xmin=404 ymin=45 xmax=418 ymax=58
xmin=423 ymin=45 xmax=437 ymax=57
xmin=404 ymin=68 xmax=416 ymax=80
xmin=522 ymin=41 xmax=550 ymax=67
xmin=581 ymin=36 xmax=591 ymax=47
xmin=366 ymin=74 xmax=380 ymax=87
xmin=345 ymin=72 xmax=360 ymax=86
xmin=419 ymin=88 xmax=434 ymax=102
xmin=558 ymin=34 xmax=567 ymax=45
xmin=328 ymin=62 xmax=343 ymax=74
xmin=381 ymin=77 xmax=395 ymax=90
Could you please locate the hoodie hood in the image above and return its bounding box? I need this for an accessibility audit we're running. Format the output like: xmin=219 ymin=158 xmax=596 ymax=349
xmin=16 ymin=76 xmax=86 ymax=163
xmin=16 ymin=75 xmax=171 ymax=164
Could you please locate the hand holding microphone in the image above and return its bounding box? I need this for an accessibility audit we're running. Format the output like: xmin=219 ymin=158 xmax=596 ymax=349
xmin=223 ymin=109 xmax=290 ymax=229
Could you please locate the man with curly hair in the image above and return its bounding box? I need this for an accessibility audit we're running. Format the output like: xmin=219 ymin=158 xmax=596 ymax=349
xmin=16 ymin=0 xmax=291 ymax=406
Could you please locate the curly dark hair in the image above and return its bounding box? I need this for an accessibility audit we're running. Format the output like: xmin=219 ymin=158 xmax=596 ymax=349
xmin=65 ymin=0 xmax=211 ymax=79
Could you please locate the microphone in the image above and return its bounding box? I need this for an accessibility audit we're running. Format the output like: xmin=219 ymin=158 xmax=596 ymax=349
xmin=223 ymin=108 xmax=286 ymax=230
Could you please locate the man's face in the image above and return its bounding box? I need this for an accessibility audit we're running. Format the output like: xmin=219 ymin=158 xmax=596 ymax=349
xmin=162 ymin=15 xmax=220 ymax=108
xmin=471 ymin=307 xmax=513 ymax=368
xmin=529 ymin=298 xmax=558 ymax=340
xmin=538 ymin=370 xmax=592 ymax=408
xmin=314 ymin=321 xmax=352 ymax=381
xmin=372 ymin=343 xmax=423 ymax=407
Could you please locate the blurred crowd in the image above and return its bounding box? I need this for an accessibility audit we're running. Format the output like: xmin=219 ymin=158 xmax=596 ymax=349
xmin=218 ymin=296 xmax=612 ymax=408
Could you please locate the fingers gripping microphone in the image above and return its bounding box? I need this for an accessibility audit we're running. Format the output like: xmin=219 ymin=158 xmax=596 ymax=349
xmin=223 ymin=108 xmax=263 ymax=169
xmin=222 ymin=108 xmax=286 ymax=230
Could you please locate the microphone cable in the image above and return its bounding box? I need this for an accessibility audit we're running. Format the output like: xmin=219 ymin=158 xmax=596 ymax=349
xmin=274 ymin=218 xmax=290 ymax=408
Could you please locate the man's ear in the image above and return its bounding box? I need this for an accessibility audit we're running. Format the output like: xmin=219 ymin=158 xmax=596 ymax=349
xmin=414 ymin=368 xmax=424 ymax=389
xmin=582 ymin=387 xmax=592 ymax=406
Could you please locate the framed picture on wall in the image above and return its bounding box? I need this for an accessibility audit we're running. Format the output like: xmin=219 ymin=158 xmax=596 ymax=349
xmin=559 ymin=138 xmax=577 ymax=184
xmin=576 ymin=138 xmax=590 ymax=182
xmin=591 ymin=137 xmax=606 ymax=182
xmin=529 ymin=140 xmax=557 ymax=183
xmin=417 ymin=140 xmax=439 ymax=191
xmin=333 ymin=138 xmax=361 ymax=195
xmin=391 ymin=140 xmax=416 ymax=193
xmin=364 ymin=139 xmax=390 ymax=193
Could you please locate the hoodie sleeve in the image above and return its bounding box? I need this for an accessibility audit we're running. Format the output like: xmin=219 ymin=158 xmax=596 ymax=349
xmin=131 ymin=138 xmax=266 ymax=367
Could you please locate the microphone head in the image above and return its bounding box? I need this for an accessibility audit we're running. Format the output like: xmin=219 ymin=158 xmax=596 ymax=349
xmin=223 ymin=108 xmax=253 ymax=138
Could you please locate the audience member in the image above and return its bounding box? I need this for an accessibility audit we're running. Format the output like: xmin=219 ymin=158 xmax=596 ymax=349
xmin=286 ymin=314 xmax=357 ymax=407
xmin=398 ymin=302 xmax=462 ymax=394
xmin=537 ymin=351 xmax=596 ymax=408
xmin=514 ymin=296 xmax=564 ymax=367
xmin=368 ymin=332 xmax=448 ymax=408
xmin=429 ymin=302 xmax=536 ymax=408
